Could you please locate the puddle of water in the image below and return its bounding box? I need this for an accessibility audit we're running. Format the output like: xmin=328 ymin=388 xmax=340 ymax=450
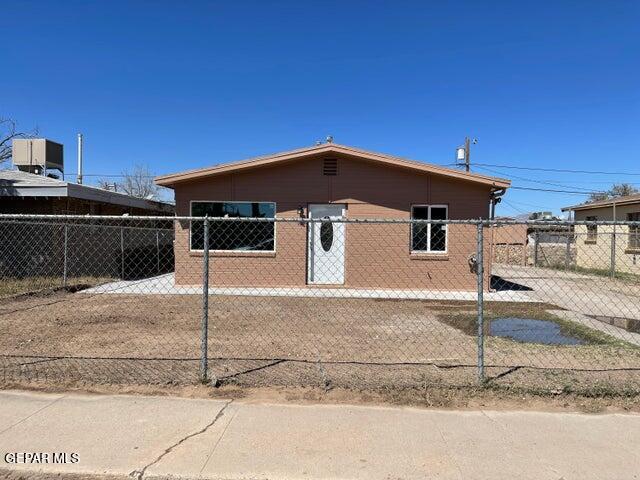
xmin=490 ymin=317 xmax=584 ymax=345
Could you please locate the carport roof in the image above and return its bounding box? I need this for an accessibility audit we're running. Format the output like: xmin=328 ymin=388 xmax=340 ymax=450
xmin=155 ymin=143 xmax=511 ymax=190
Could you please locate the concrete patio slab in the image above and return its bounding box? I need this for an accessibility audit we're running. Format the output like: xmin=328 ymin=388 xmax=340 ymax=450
xmin=82 ymin=273 xmax=534 ymax=302
xmin=493 ymin=264 xmax=640 ymax=320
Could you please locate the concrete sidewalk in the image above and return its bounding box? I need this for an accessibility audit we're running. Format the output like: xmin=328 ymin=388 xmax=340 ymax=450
xmin=0 ymin=391 xmax=639 ymax=480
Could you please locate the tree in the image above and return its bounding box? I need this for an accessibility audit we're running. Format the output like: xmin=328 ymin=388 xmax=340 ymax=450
xmin=587 ymin=183 xmax=639 ymax=203
xmin=609 ymin=183 xmax=638 ymax=198
xmin=587 ymin=191 xmax=609 ymax=203
xmin=120 ymin=164 xmax=158 ymax=199
xmin=0 ymin=118 xmax=37 ymax=167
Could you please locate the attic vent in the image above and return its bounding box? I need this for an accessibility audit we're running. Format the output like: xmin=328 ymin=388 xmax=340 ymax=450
xmin=323 ymin=159 xmax=338 ymax=176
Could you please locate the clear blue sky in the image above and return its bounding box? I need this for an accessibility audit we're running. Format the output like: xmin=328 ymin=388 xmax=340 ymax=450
xmin=2 ymin=1 xmax=638 ymax=215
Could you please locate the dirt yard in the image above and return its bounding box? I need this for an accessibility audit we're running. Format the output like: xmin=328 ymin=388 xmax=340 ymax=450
xmin=1 ymin=289 xmax=640 ymax=397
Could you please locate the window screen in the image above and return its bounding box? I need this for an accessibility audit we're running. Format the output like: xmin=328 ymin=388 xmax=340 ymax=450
xmin=411 ymin=205 xmax=448 ymax=252
xmin=191 ymin=202 xmax=275 ymax=251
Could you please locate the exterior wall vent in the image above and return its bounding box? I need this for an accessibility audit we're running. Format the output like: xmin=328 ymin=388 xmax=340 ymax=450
xmin=323 ymin=158 xmax=338 ymax=176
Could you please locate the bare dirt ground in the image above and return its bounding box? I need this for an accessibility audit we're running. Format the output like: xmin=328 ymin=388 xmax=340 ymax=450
xmin=1 ymin=289 xmax=640 ymax=408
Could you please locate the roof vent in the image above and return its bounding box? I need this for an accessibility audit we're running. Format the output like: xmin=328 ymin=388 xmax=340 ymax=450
xmin=323 ymin=158 xmax=338 ymax=176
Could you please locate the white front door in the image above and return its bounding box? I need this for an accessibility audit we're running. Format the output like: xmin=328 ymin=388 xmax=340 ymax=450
xmin=307 ymin=204 xmax=346 ymax=285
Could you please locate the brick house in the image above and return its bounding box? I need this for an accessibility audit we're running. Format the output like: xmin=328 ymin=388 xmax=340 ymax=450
xmin=155 ymin=143 xmax=511 ymax=291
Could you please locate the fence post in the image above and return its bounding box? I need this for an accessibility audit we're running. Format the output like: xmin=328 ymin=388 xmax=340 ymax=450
xmin=200 ymin=217 xmax=210 ymax=383
xmin=156 ymin=230 xmax=161 ymax=275
xmin=565 ymin=230 xmax=571 ymax=270
xmin=476 ymin=221 xmax=485 ymax=384
xmin=610 ymin=225 xmax=616 ymax=279
xmin=62 ymin=224 xmax=68 ymax=287
xmin=533 ymin=230 xmax=539 ymax=267
xmin=120 ymin=227 xmax=125 ymax=279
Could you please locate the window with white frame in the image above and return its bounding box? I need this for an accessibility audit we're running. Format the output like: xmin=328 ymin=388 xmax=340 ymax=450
xmin=411 ymin=205 xmax=448 ymax=252
xmin=190 ymin=201 xmax=276 ymax=251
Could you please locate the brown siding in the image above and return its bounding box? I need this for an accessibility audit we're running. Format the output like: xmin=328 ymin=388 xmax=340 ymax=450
xmin=173 ymin=153 xmax=494 ymax=291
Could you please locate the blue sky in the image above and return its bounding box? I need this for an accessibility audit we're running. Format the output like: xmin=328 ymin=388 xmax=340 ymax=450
xmin=1 ymin=1 xmax=638 ymax=215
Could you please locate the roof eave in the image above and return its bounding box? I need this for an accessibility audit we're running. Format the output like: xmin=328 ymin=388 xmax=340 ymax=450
xmin=155 ymin=144 xmax=511 ymax=189
xmin=563 ymin=198 xmax=640 ymax=212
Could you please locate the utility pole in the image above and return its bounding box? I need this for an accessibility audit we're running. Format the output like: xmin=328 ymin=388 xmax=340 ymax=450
xmin=464 ymin=137 xmax=470 ymax=172
xmin=456 ymin=137 xmax=476 ymax=172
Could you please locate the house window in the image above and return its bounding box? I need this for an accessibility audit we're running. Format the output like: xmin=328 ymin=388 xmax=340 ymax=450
xmin=411 ymin=205 xmax=448 ymax=253
xmin=628 ymin=212 xmax=640 ymax=250
xmin=585 ymin=215 xmax=597 ymax=243
xmin=190 ymin=201 xmax=276 ymax=251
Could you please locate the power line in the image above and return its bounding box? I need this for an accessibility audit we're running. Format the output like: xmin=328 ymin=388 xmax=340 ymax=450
xmin=527 ymin=180 xmax=640 ymax=185
xmin=502 ymin=201 xmax=528 ymax=214
xmin=504 ymin=199 xmax=556 ymax=210
xmin=472 ymin=163 xmax=640 ymax=176
xmin=510 ymin=186 xmax=593 ymax=195
xmin=474 ymin=165 xmax=602 ymax=194
xmin=446 ymin=161 xmax=632 ymax=195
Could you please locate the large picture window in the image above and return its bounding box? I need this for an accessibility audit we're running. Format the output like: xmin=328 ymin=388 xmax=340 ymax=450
xmin=411 ymin=205 xmax=448 ymax=253
xmin=190 ymin=201 xmax=276 ymax=251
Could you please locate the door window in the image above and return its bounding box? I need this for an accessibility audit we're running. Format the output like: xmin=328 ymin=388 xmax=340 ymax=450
xmin=320 ymin=219 xmax=334 ymax=251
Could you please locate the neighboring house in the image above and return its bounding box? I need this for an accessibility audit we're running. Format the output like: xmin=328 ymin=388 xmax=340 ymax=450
xmin=0 ymin=170 xmax=175 ymax=281
xmin=562 ymin=194 xmax=640 ymax=275
xmin=0 ymin=170 xmax=174 ymax=215
xmin=156 ymin=143 xmax=510 ymax=291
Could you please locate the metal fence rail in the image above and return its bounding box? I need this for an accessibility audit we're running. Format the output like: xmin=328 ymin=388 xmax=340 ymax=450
xmin=1 ymin=214 xmax=639 ymax=395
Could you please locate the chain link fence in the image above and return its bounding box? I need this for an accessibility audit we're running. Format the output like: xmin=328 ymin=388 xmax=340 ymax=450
xmin=1 ymin=214 xmax=639 ymax=395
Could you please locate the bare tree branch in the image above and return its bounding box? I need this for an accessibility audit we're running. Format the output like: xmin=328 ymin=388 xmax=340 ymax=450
xmin=120 ymin=164 xmax=158 ymax=199
xmin=0 ymin=118 xmax=38 ymax=167
xmin=97 ymin=178 xmax=117 ymax=191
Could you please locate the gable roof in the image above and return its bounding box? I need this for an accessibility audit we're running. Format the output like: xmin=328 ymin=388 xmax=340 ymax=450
xmin=562 ymin=193 xmax=640 ymax=212
xmin=155 ymin=143 xmax=511 ymax=190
